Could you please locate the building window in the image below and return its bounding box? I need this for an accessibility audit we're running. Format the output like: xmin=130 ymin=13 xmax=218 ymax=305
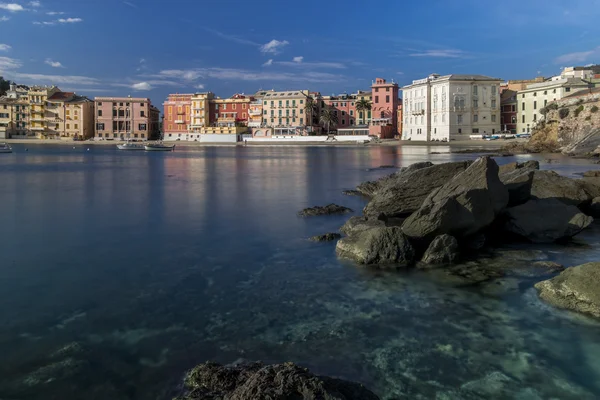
xmin=375 ymin=96 xmax=379 ymax=103
xmin=522 ymin=103 xmax=525 ymax=111
xmin=233 ymin=104 xmax=237 ymax=110
xmin=66 ymin=124 xmax=70 ymax=129
xmin=386 ymin=95 xmax=390 ymax=102
xmin=553 ymin=89 xmax=556 ymax=93
xmin=534 ymin=92 xmax=537 ymax=97
xmin=375 ymin=88 xmax=379 ymax=92
xmin=169 ymin=124 xmax=172 ymax=130
xmin=473 ymin=86 xmax=478 ymax=95
xmin=512 ymin=105 xmax=516 ymax=112
xmin=473 ymin=115 xmax=478 ymax=122
xmin=243 ymin=113 xmax=246 ymax=118
xmin=473 ymin=99 xmax=478 ymax=108
xmin=457 ymin=115 xmax=463 ymax=124
xmin=472 ymin=128 xmax=479 ymax=133
xmin=491 ymin=100 xmax=496 ymax=108
xmin=139 ymin=123 xmax=147 ymax=130
xmin=98 ymin=110 xmax=103 ymax=117
xmin=534 ymin=101 xmax=537 ymax=109
xmin=544 ymin=100 xmax=548 ymax=107
xmin=96 ymin=123 xmax=104 ymax=130
xmin=566 ymin=87 xmax=571 ymax=92
xmin=491 ymin=115 xmax=496 ymax=123
xmin=492 ymin=86 xmax=497 ymax=95
xmin=98 ymin=102 xmax=103 ymax=106
xmin=350 ymin=110 xmax=354 ymax=116
xmin=522 ymin=115 xmax=525 ymax=123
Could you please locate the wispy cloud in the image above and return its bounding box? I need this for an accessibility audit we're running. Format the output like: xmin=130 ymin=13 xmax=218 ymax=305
xmin=45 ymin=58 xmax=64 ymax=68
xmin=136 ymin=58 xmax=147 ymax=72
xmin=202 ymin=27 xmax=259 ymax=46
xmin=196 ymin=84 xmax=205 ymax=89
xmin=58 ymin=17 xmax=82 ymax=23
xmin=260 ymin=39 xmax=289 ymax=54
xmin=292 ymin=56 xmax=303 ymax=63
xmin=46 ymin=11 xmax=63 ymax=15
xmin=0 ymin=56 xmax=21 ymax=70
xmin=263 ymin=59 xmax=273 ymax=67
xmin=0 ymin=3 xmax=25 ymax=12
xmin=130 ymin=82 xmax=152 ymax=91
xmin=409 ymin=49 xmax=466 ymax=58
xmin=555 ymin=46 xmax=600 ymax=64
xmin=154 ymin=67 xmax=344 ymax=83
xmin=12 ymin=72 xmax=99 ymax=85
xmin=0 ymin=43 xmax=11 ymax=51
xmin=274 ymin=57 xmax=346 ymax=69
xmin=123 ymin=1 xmax=138 ymax=8
xmin=28 ymin=1 xmax=40 ymax=7
xmin=0 ymin=15 xmax=8 ymax=21
xmin=32 ymin=20 xmax=54 ymax=25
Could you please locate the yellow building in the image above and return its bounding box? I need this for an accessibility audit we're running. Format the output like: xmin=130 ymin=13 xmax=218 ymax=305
xmin=0 ymin=97 xmax=29 ymax=138
xmin=47 ymin=92 xmax=95 ymax=140
xmin=27 ymin=85 xmax=61 ymax=138
xmin=190 ymin=92 xmax=215 ymax=133
xmin=261 ymin=89 xmax=310 ymax=134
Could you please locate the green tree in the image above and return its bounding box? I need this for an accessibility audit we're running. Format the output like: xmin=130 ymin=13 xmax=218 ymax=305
xmin=319 ymin=107 xmax=339 ymax=134
xmin=355 ymin=99 xmax=371 ymax=125
xmin=304 ymin=96 xmax=317 ymax=126
xmin=0 ymin=76 xmax=12 ymax=97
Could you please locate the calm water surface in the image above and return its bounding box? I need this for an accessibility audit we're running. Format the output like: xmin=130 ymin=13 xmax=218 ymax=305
xmin=1 ymin=144 xmax=600 ymax=399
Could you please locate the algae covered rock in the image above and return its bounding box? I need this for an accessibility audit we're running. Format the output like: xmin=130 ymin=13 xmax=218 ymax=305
xmin=336 ymin=226 xmax=415 ymax=266
xmin=298 ymin=204 xmax=353 ymax=217
xmin=309 ymin=233 xmax=342 ymax=242
xmin=420 ymin=234 xmax=459 ymax=266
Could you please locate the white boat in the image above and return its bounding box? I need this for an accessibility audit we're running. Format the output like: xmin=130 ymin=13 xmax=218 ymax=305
xmin=0 ymin=143 xmax=12 ymax=153
xmin=117 ymin=142 xmax=144 ymax=150
xmin=144 ymin=143 xmax=175 ymax=152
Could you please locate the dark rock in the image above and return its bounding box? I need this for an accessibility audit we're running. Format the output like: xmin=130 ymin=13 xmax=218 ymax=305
xmin=500 ymin=168 xmax=535 ymax=207
xmin=340 ymin=217 xmax=385 ymax=235
xmin=530 ymin=170 xmax=592 ymax=206
xmin=176 ymin=361 xmax=380 ymax=400
xmin=309 ymin=233 xmax=342 ymax=242
xmin=498 ymin=160 xmax=540 ymax=176
xmin=336 ymin=226 xmax=415 ymax=266
xmin=355 ymin=162 xmax=434 ymax=197
xmin=463 ymin=233 xmax=486 ymax=250
xmin=585 ymin=196 xmax=600 ymax=217
xmin=522 ymin=160 xmax=540 ymax=170
xmin=363 ymin=161 xmax=472 ymax=219
xmin=298 ymin=204 xmax=353 ymax=217
xmin=535 ymin=262 xmax=600 ymax=318
xmin=420 ymin=234 xmax=459 ymax=266
xmin=402 ymin=157 xmax=509 ymax=242
xmin=503 ymin=198 xmax=593 ymax=243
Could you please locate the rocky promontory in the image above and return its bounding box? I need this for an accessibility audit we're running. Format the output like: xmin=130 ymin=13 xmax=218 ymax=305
xmin=175 ymin=361 xmax=379 ymax=400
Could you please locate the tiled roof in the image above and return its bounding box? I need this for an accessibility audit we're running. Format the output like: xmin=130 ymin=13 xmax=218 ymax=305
xmin=48 ymin=92 xmax=75 ymax=101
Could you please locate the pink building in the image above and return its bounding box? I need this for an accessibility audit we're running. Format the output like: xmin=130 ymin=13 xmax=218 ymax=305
xmin=94 ymin=96 xmax=160 ymax=140
xmin=370 ymin=77 xmax=399 ymax=138
xmin=321 ymin=94 xmax=358 ymax=129
xmin=163 ymin=94 xmax=192 ymax=137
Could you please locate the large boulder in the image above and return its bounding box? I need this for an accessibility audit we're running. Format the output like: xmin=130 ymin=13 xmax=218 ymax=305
xmin=336 ymin=226 xmax=415 ymax=266
xmin=535 ymin=262 xmax=600 ymax=318
xmin=298 ymin=204 xmax=353 ymax=217
xmin=356 ymin=162 xmax=433 ymax=197
xmin=499 ymin=161 xmax=540 ymax=207
xmin=585 ymin=196 xmax=600 ymax=217
xmin=363 ymin=161 xmax=473 ymax=219
xmin=503 ymin=198 xmax=593 ymax=243
xmin=420 ymin=234 xmax=459 ymax=266
xmin=530 ymin=170 xmax=592 ymax=206
xmin=176 ymin=361 xmax=380 ymax=400
xmin=401 ymin=157 xmax=509 ymax=242
xmin=340 ymin=216 xmax=385 ymax=235
xmin=498 ymin=160 xmax=539 ymax=175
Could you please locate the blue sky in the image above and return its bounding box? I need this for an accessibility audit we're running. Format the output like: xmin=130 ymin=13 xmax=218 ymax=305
xmin=1 ymin=0 xmax=599 ymax=106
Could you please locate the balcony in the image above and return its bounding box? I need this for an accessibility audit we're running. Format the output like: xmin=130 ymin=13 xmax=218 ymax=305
xmin=248 ymin=109 xmax=262 ymax=116
xmin=174 ymin=120 xmax=185 ymax=124
xmin=411 ymin=109 xmax=425 ymax=115
xmin=30 ymin=116 xmax=45 ymax=122
xmin=30 ymin=126 xmax=46 ymax=131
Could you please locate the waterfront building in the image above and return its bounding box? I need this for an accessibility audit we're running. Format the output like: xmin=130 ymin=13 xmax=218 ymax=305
xmin=212 ymin=93 xmax=253 ymax=127
xmin=163 ymin=94 xmax=193 ymax=139
xmin=516 ymin=78 xmax=590 ymax=134
xmin=247 ymin=99 xmax=263 ymax=128
xmin=402 ymin=74 xmax=503 ymax=141
xmin=355 ymin=90 xmax=372 ymax=125
xmin=46 ymin=92 xmax=95 ymax=139
xmin=261 ymin=90 xmax=311 ymax=135
xmin=189 ymin=92 xmax=215 ymax=135
xmin=94 ymin=96 xmax=160 ymax=140
xmin=504 ymin=77 xmax=546 ymax=92
xmin=370 ymin=77 xmax=399 ymax=138
xmin=500 ymin=90 xmax=518 ymax=133
xmin=0 ymin=97 xmax=16 ymax=139
xmin=397 ymin=101 xmax=403 ymax=135
xmin=321 ymin=93 xmax=358 ymax=130
xmin=28 ymin=85 xmax=62 ymax=137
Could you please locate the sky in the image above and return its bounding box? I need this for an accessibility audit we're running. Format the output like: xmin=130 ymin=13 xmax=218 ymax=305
xmin=0 ymin=0 xmax=599 ymax=106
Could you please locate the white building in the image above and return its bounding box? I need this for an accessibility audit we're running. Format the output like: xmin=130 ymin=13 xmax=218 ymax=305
xmin=516 ymin=78 xmax=589 ymax=133
xmin=402 ymin=74 xmax=503 ymax=141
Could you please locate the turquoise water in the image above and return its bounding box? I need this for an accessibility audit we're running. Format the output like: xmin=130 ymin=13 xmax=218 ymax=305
xmin=0 ymin=144 xmax=599 ymax=399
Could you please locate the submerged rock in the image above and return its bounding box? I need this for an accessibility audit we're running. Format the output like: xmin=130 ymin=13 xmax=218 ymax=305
xmin=309 ymin=233 xmax=342 ymax=242
xmin=363 ymin=161 xmax=471 ymax=219
xmin=402 ymin=157 xmax=509 ymax=242
xmin=176 ymin=361 xmax=380 ymax=400
xmin=340 ymin=216 xmax=385 ymax=236
xmin=298 ymin=204 xmax=353 ymax=217
xmin=336 ymin=226 xmax=415 ymax=266
xmin=420 ymin=234 xmax=459 ymax=266
xmin=535 ymin=262 xmax=600 ymax=318
xmin=503 ymin=198 xmax=593 ymax=243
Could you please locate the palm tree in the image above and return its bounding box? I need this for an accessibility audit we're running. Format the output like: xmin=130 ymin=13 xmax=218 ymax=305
xmin=319 ymin=107 xmax=338 ymax=134
xmin=355 ymin=99 xmax=371 ymax=125
xmin=304 ymin=96 xmax=317 ymax=127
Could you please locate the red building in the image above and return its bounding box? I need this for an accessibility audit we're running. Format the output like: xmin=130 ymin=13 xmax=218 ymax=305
xmin=370 ymin=77 xmax=399 ymax=138
xmin=321 ymin=94 xmax=358 ymax=129
xmin=163 ymin=94 xmax=193 ymax=137
xmin=500 ymin=89 xmax=517 ymax=133
xmin=213 ymin=93 xmax=253 ymax=127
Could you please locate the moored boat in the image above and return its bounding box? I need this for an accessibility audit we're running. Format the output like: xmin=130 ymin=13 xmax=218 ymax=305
xmin=144 ymin=143 xmax=175 ymax=152
xmin=0 ymin=143 xmax=12 ymax=153
xmin=117 ymin=142 xmax=145 ymax=150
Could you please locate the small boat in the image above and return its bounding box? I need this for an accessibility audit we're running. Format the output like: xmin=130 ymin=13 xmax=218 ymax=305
xmin=117 ymin=142 xmax=144 ymax=151
xmin=0 ymin=143 xmax=12 ymax=153
xmin=144 ymin=142 xmax=175 ymax=152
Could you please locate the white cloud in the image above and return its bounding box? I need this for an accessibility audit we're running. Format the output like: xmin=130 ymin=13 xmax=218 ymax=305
xmin=262 ymin=59 xmax=273 ymax=67
xmin=0 ymin=43 xmax=11 ymax=51
xmin=275 ymin=58 xmax=346 ymax=69
xmin=0 ymin=15 xmax=9 ymax=21
xmin=260 ymin=39 xmax=289 ymax=54
xmin=397 ymin=71 xmax=404 ymax=75
xmin=28 ymin=1 xmax=40 ymax=7
xmin=46 ymin=11 xmax=63 ymax=15
xmin=203 ymin=27 xmax=259 ymax=46
xmin=409 ymin=49 xmax=465 ymax=58
xmin=130 ymin=82 xmax=152 ymax=91
xmin=33 ymin=20 xmax=54 ymax=25
xmin=154 ymin=67 xmax=344 ymax=83
xmin=0 ymin=3 xmax=24 ymax=12
xmin=196 ymin=84 xmax=205 ymax=89
xmin=292 ymin=56 xmax=303 ymax=63
xmin=58 ymin=17 xmax=82 ymax=23
xmin=12 ymin=72 xmax=99 ymax=85
xmin=0 ymin=56 xmax=21 ymax=70
xmin=555 ymin=47 xmax=600 ymax=64
xmin=45 ymin=58 xmax=64 ymax=68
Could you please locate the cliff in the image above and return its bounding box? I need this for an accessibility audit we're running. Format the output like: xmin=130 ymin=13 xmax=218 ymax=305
xmin=505 ymin=89 xmax=600 ymax=155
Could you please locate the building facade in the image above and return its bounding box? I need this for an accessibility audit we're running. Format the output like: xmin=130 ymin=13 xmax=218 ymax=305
xmin=500 ymin=89 xmax=517 ymax=133
xmin=45 ymin=92 xmax=95 ymax=139
xmin=321 ymin=94 xmax=358 ymax=129
xmin=163 ymin=94 xmax=192 ymax=139
xmin=402 ymin=74 xmax=503 ymax=141
xmin=28 ymin=85 xmax=61 ymax=137
xmin=516 ymin=78 xmax=590 ymax=134
xmin=94 ymin=96 xmax=159 ymax=140
xmin=371 ymin=78 xmax=399 ymax=138
xmin=261 ymin=90 xmax=310 ymax=135
xmin=213 ymin=93 xmax=253 ymax=127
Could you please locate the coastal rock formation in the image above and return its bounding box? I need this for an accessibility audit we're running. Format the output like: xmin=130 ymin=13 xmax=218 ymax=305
xmin=363 ymin=161 xmax=473 ymax=219
xmin=503 ymin=198 xmax=593 ymax=243
xmin=420 ymin=234 xmax=459 ymax=266
xmin=336 ymin=226 xmax=415 ymax=266
xmin=499 ymin=167 xmax=536 ymax=207
xmin=355 ymin=162 xmax=434 ymax=197
xmin=530 ymin=170 xmax=593 ymax=206
xmin=340 ymin=216 xmax=385 ymax=235
xmin=298 ymin=204 xmax=353 ymax=217
xmin=176 ymin=361 xmax=380 ymax=400
xmin=586 ymin=197 xmax=600 ymax=217
xmin=402 ymin=157 xmax=509 ymax=242
xmin=535 ymin=262 xmax=600 ymax=318
xmin=583 ymin=170 xmax=600 ymax=178
xmin=309 ymin=233 xmax=342 ymax=242
xmin=498 ymin=160 xmax=539 ymax=175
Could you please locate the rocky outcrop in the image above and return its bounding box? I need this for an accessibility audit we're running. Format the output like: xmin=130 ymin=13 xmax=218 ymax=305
xmin=585 ymin=196 xmax=600 ymax=217
xmin=363 ymin=161 xmax=473 ymax=219
xmin=309 ymin=233 xmax=342 ymax=242
xmin=340 ymin=216 xmax=385 ymax=235
xmin=298 ymin=204 xmax=353 ymax=217
xmin=530 ymin=170 xmax=593 ymax=206
xmin=401 ymin=157 xmax=509 ymax=242
xmin=535 ymin=262 xmax=600 ymax=318
xmin=499 ymin=166 xmax=536 ymax=207
xmin=356 ymin=162 xmax=433 ymax=197
xmin=583 ymin=170 xmax=600 ymax=178
xmin=420 ymin=234 xmax=459 ymax=266
xmin=498 ymin=160 xmax=539 ymax=175
xmin=503 ymin=198 xmax=593 ymax=243
xmin=336 ymin=226 xmax=415 ymax=266
xmin=176 ymin=361 xmax=380 ymax=400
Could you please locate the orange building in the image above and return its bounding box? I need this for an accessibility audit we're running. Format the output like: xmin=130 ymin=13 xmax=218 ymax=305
xmin=163 ymin=94 xmax=192 ymax=138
